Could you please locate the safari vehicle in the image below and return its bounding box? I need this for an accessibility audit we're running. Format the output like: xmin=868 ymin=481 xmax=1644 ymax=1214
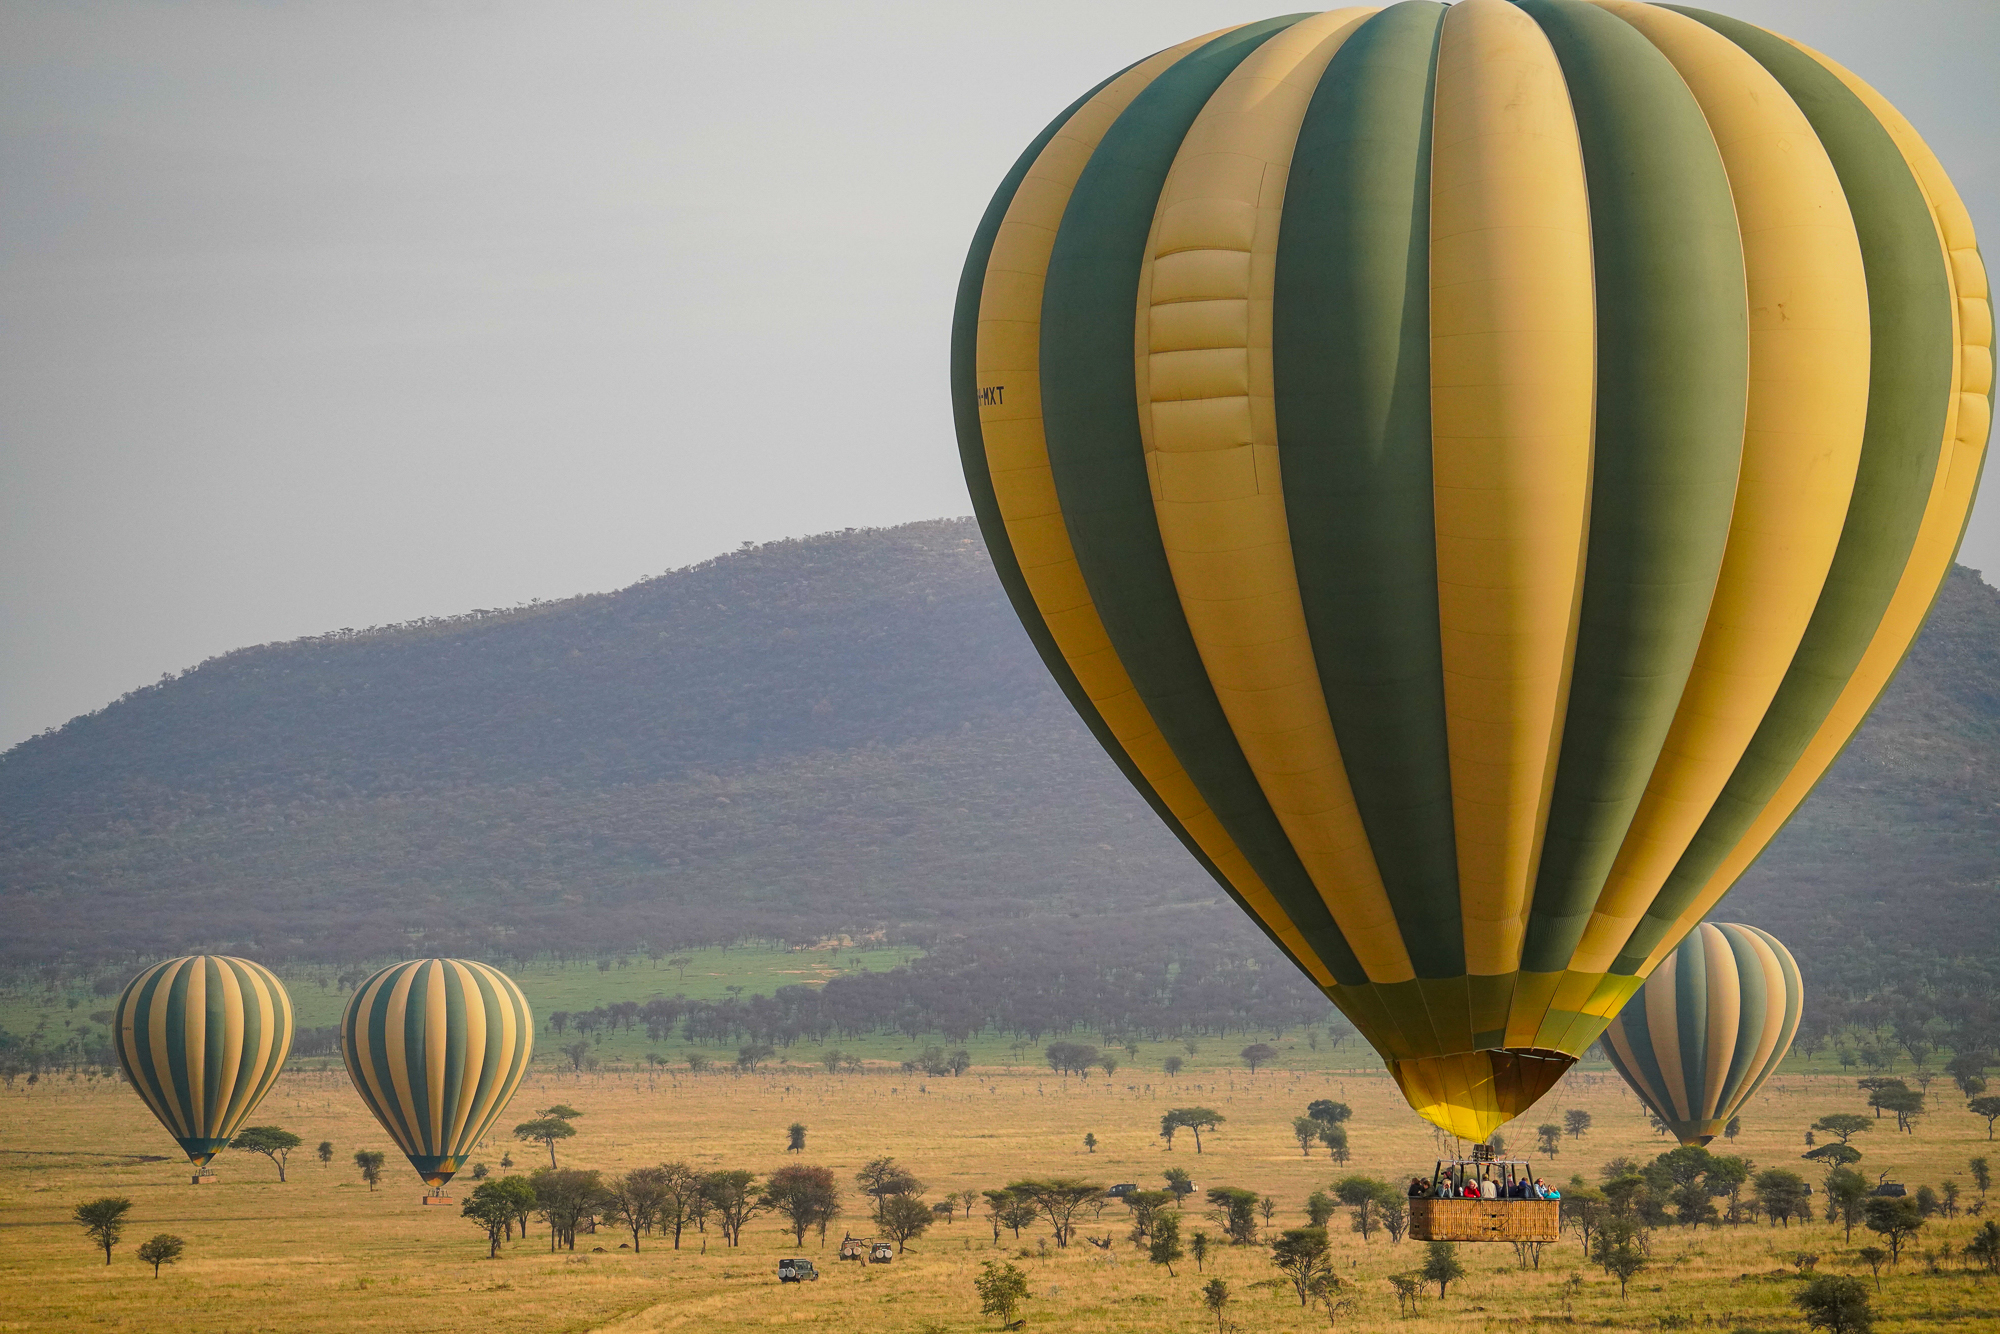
xmin=1408 ymin=1144 xmax=1559 ymax=1243
xmin=777 ymin=1258 xmax=820 ymax=1283
xmin=869 ymin=1241 xmax=894 ymax=1264
xmin=839 ymin=1235 xmax=867 ymax=1261
xmin=1105 ymin=1183 xmax=1140 ymax=1198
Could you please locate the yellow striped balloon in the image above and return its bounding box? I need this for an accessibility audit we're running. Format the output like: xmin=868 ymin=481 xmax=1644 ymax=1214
xmin=112 ymin=955 xmax=294 ymax=1168
xmin=952 ymin=1 xmax=1989 ymax=1138
xmin=1601 ymin=922 xmax=1802 ymax=1145
xmin=338 ymin=958 xmax=533 ymax=1186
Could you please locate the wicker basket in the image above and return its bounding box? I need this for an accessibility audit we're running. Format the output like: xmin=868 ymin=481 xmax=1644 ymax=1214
xmin=1409 ymin=1197 xmax=1559 ymax=1242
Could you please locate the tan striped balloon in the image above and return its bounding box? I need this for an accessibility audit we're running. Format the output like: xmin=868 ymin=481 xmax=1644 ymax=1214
xmin=1601 ymin=922 xmax=1803 ymax=1145
xmin=112 ymin=955 xmax=294 ymax=1167
xmin=338 ymin=958 xmax=533 ymax=1187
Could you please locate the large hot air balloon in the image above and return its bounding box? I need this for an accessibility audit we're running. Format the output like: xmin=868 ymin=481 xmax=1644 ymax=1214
xmin=1602 ymin=922 xmax=1801 ymax=1145
xmin=952 ymin=0 xmax=1989 ymax=1138
xmin=338 ymin=958 xmax=533 ymax=1189
xmin=112 ymin=955 xmax=294 ymax=1172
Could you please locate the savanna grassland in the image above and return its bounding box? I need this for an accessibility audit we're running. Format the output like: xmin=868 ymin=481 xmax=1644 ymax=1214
xmin=4 ymin=1055 xmax=1997 ymax=1334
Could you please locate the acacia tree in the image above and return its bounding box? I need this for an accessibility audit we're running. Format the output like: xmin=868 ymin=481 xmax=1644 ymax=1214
xmin=1240 ymin=1043 xmax=1277 ymax=1073
xmin=1271 ymin=1227 xmax=1332 ymax=1306
xmin=787 ymin=1123 xmax=808 ymax=1153
xmin=879 ymin=1193 xmax=933 ymax=1251
xmin=764 ymin=1165 xmax=841 ymax=1246
xmin=1592 ymin=1221 xmax=1646 ymax=1297
xmin=1813 ymin=1113 xmax=1872 ymax=1145
xmin=1755 ymin=1169 xmax=1812 ymax=1226
xmin=1306 ymin=1100 xmax=1352 ymax=1128
xmin=656 ymin=1161 xmax=705 ymax=1248
xmin=463 ymin=1190 xmax=516 ymax=1258
xmin=1121 ymin=1189 xmax=1173 ymax=1246
xmin=229 ymin=1126 xmax=302 ymax=1182
xmin=1562 ymin=1184 xmax=1608 ymax=1255
xmin=1009 ymin=1179 xmax=1104 ymax=1248
xmin=1864 ymin=1195 xmax=1923 ymax=1265
xmin=353 ymin=1149 xmax=386 ymax=1191
xmin=604 ymin=1167 xmax=672 ymax=1252
xmin=855 ymin=1157 xmax=923 ymax=1222
xmin=1206 ymin=1186 xmax=1261 ymax=1245
xmin=1163 ymin=1108 xmax=1224 ymax=1153
xmin=137 ymin=1233 xmax=184 ymax=1277
xmin=1334 ymin=1176 xmax=1396 ymax=1242
xmin=1380 ymin=1195 xmax=1409 ymax=1244
xmin=1825 ymin=1167 xmax=1870 ymax=1241
xmin=73 ymin=1197 xmax=132 ymax=1265
xmin=1565 ymin=1109 xmax=1592 ymax=1140
xmin=1966 ymin=1220 xmax=2000 ymax=1273
xmin=1880 ymin=1087 xmax=1925 ymax=1133
xmin=531 ymin=1167 xmax=606 ymax=1251
xmin=317 ymin=1141 xmax=333 ymax=1167
xmin=480 ymin=1175 xmax=537 ymax=1240
xmin=1149 ymin=1211 xmax=1184 ymax=1276
xmin=513 ymin=1117 xmax=576 ymax=1168
xmin=1292 ymin=1117 xmax=1326 ymax=1157
xmin=1969 ymin=1096 xmax=2000 ymax=1139
xmin=1422 ymin=1240 xmax=1466 ymax=1299
xmin=1045 ymin=1042 xmax=1099 ymax=1076
xmin=703 ymin=1170 xmax=764 ymax=1246
xmin=1202 ymin=1278 xmax=1230 ymax=1333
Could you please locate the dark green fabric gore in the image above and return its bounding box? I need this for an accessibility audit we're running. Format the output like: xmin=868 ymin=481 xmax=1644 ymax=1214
xmin=1614 ymin=8 xmax=1956 ymax=972
xmin=1039 ymin=15 xmax=1374 ymax=990
xmin=1514 ymin=0 xmax=1749 ymax=975
xmin=1274 ymin=0 xmax=1460 ymax=979
xmin=946 ymin=62 xmax=1321 ymax=981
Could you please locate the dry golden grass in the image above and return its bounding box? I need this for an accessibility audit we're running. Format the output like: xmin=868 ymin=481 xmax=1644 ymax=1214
xmin=3 ymin=1060 xmax=1997 ymax=1332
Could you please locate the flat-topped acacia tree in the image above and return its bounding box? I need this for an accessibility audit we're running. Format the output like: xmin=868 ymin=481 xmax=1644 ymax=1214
xmin=230 ymin=1126 xmax=303 ymax=1181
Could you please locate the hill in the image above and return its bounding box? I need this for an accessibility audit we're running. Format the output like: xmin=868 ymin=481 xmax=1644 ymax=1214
xmin=4 ymin=517 xmax=1999 ymax=1020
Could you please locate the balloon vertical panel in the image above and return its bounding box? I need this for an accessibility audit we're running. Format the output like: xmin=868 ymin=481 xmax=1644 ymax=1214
xmin=952 ymin=0 xmax=1988 ymax=1138
xmin=113 ymin=955 xmax=295 ymax=1167
xmin=338 ymin=958 xmax=533 ymax=1186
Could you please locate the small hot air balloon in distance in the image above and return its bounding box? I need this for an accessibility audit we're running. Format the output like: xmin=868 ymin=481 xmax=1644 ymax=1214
xmin=952 ymin=0 xmax=1988 ymax=1139
xmin=1601 ymin=921 xmax=1802 ymax=1146
xmin=338 ymin=958 xmax=533 ymax=1195
xmin=112 ymin=955 xmax=294 ymax=1178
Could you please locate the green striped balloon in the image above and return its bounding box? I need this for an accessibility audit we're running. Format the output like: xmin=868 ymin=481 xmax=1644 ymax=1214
xmin=1602 ymin=922 xmax=1802 ymax=1145
xmin=112 ymin=955 xmax=294 ymax=1168
xmin=338 ymin=958 xmax=533 ymax=1186
xmin=953 ymin=0 xmax=1988 ymax=1139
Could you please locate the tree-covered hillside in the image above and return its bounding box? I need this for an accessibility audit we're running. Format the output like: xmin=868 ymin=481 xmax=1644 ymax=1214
xmin=4 ymin=518 xmax=1997 ymax=1020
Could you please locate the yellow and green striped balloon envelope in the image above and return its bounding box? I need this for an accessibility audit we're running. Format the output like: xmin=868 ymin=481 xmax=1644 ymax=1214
xmin=112 ymin=955 xmax=294 ymax=1168
xmin=338 ymin=958 xmax=533 ymax=1187
xmin=952 ymin=0 xmax=1989 ymax=1138
xmin=1602 ymin=922 xmax=1802 ymax=1146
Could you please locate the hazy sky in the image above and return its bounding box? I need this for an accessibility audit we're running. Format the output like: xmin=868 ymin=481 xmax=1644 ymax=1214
xmin=3 ymin=1 xmax=1996 ymax=749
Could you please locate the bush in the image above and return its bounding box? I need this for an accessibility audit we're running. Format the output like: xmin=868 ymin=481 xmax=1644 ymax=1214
xmin=1795 ymin=1274 xmax=1873 ymax=1333
xmin=975 ymin=1260 xmax=1029 ymax=1326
